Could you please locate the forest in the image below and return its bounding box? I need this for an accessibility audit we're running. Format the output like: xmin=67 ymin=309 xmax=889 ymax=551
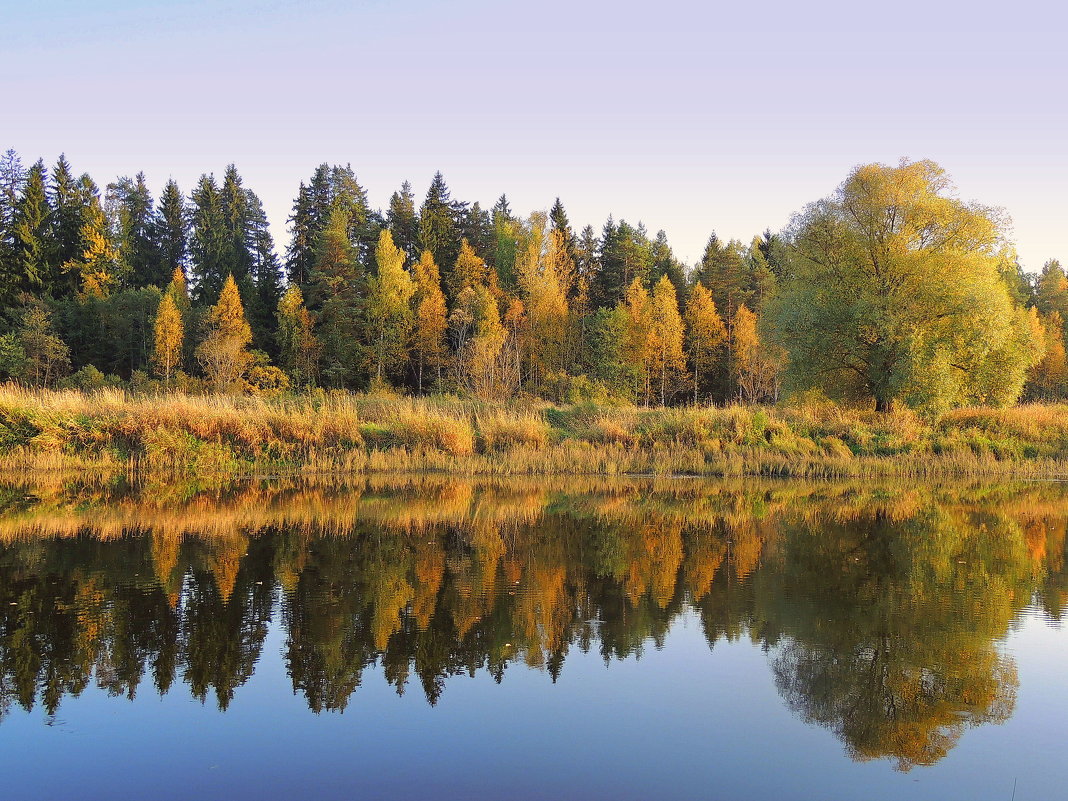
xmin=3 ymin=149 xmax=1066 ymax=414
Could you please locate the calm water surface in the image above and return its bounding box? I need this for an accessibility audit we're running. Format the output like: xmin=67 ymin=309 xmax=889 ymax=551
xmin=1 ymin=475 xmax=1066 ymax=800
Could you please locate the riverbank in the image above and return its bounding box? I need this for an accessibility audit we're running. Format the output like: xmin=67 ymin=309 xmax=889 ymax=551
xmin=3 ymin=385 xmax=1068 ymax=478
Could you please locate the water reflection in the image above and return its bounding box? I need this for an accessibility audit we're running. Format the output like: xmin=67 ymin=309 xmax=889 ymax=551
xmin=1 ymin=475 xmax=1066 ymax=770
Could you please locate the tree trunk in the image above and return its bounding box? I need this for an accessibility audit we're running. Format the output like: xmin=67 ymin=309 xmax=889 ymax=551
xmin=875 ymin=396 xmax=891 ymax=413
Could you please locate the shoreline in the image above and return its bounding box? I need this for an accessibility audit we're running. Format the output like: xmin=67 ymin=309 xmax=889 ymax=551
xmin=5 ymin=385 xmax=1068 ymax=480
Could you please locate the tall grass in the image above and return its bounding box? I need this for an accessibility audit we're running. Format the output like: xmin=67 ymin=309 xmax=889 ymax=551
xmin=4 ymin=383 xmax=1068 ymax=478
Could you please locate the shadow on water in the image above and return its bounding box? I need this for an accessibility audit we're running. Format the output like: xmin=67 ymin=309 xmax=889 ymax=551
xmin=1 ymin=473 xmax=1066 ymax=771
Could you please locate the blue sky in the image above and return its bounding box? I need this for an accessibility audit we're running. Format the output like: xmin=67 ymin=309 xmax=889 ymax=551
xmin=2 ymin=0 xmax=1064 ymax=269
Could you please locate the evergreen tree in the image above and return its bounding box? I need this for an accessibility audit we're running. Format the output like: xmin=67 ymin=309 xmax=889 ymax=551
xmin=48 ymin=154 xmax=86 ymax=284
xmin=419 ymin=172 xmax=461 ymax=284
xmin=189 ymin=174 xmax=229 ymax=303
xmin=0 ymin=149 xmax=25 ymax=304
xmin=649 ymin=230 xmax=686 ymax=302
xmin=309 ymin=206 xmax=363 ymax=387
xmin=246 ymin=192 xmax=282 ymax=355
xmin=549 ymin=197 xmax=575 ymax=264
xmin=386 ymin=181 xmax=419 ymax=262
xmin=285 ymin=181 xmax=316 ymax=288
xmin=157 ymin=180 xmax=189 ymax=286
xmin=365 ymin=230 xmax=416 ymax=383
xmin=10 ymin=160 xmax=50 ymax=297
xmin=461 ymin=201 xmax=494 ymax=262
xmin=107 ymin=173 xmax=160 ymax=288
xmin=220 ymin=164 xmax=254 ymax=287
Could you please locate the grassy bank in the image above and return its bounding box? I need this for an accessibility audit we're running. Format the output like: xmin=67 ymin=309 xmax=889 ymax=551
xmin=4 ymin=384 xmax=1068 ymax=478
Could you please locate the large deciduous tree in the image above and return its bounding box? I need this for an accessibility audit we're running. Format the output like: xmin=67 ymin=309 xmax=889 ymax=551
xmin=768 ymin=160 xmax=1040 ymax=412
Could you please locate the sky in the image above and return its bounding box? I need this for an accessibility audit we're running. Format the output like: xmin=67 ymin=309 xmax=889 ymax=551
xmin=2 ymin=0 xmax=1065 ymax=271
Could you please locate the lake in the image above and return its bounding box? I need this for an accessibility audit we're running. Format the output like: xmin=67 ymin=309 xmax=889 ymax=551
xmin=1 ymin=475 xmax=1065 ymax=800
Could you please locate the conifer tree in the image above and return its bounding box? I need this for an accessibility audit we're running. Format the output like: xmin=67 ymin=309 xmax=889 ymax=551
xmin=411 ymin=250 xmax=448 ymax=393
xmin=153 ymin=291 xmax=184 ymax=387
xmin=285 ymin=181 xmax=316 ymax=288
xmin=365 ymin=230 xmax=416 ymax=384
xmin=309 ymin=206 xmax=363 ymax=386
xmin=48 ymin=155 xmax=86 ymax=283
xmin=108 ymin=172 xmax=160 ymax=288
xmin=387 ymin=181 xmax=419 ymax=261
xmin=11 ymin=159 xmax=50 ymax=296
xmin=419 ymin=172 xmax=461 ymax=282
xmin=0 ymin=149 xmax=26 ymax=304
xmin=549 ymin=197 xmax=575 ymax=264
xmin=157 ymin=180 xmax=189 ymax=285
xmin=189 ymin=174 xmax=229 ymax=303
xmin=276 ymin=284 xmax=319 ymax=386
xmin=461 ymin=201 xmax=494 ymax=263
xmin=684 ymin=283 xmax=726 ymax=404
xmin=196 ymin=274 xmax=253 ymax=392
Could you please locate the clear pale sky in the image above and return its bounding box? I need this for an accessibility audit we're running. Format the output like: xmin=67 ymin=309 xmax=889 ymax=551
xmin=2 ymin=0 xmax=1064 ymax=271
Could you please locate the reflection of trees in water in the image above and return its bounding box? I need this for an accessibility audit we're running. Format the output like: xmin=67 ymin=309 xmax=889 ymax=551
xmin=1 ymin=478 xmax=1067 ymax=768
xmin=760 ymin=509 xmax=1027 ymax=770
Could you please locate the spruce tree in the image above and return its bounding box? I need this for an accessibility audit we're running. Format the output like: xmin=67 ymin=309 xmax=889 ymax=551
xmin=189 ymin=174 xmax=229 ymax=303
xmin=11 ymin=160 xmax=50 ymax=297
xmin=386 ymin=181 xmax=419 ymax=262
xmin=157 ymin=180 xmax=189 ymax=286
xmin=309 ymin=205 xmax=363 ymax=387
xmin=0 ymin=149 xmax=25 ymax=303
xmin=108 ymin=172 xmax=161 ymax=288
xmin=419 ymin=172 xmax=461 ymax=283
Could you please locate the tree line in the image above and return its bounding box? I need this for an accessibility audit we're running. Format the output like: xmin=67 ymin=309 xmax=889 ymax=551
xmin=0 ymin=150 xmax=1062 ymax=410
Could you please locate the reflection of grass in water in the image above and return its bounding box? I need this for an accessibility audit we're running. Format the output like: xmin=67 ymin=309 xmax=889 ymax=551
xmin=7 ymin=386 xmax=1068 ymax=478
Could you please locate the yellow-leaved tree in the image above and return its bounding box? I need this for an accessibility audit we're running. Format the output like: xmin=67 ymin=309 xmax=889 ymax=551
xmin=732 ymin=304 xmax=781 ymax=404
xmin=152 ymin=292 xmax=184 ymax=388
xmin=621 ymin=277 xmax=652 ymax=404
xmin=767 ymin=159 xmax=1040 ymax=412
xmin=365 ymin=230 xmax=416 ymax=384
xmin=276 ymin=284 xmax=319 ymax=386
xmin=517 ymin=220 xmax=570 ymax=390
xmin=684 ymin=282 xmax=726 ymax=404
xmin=450 ymin=238 xmax=490 ymax=298
xmin=63 ymin=197 xmax=123 ymax=297
xmin=196 ymin=274 xmax=253 ymax=392
xmin=411 ymin=250 xmax=448 ymax=394
xmin=647 ymin=275 xmax=687 ymax=406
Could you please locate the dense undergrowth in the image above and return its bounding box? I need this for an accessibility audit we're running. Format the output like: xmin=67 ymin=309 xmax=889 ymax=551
xmin=4 ymin=384 xmax=1068 ymax=478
